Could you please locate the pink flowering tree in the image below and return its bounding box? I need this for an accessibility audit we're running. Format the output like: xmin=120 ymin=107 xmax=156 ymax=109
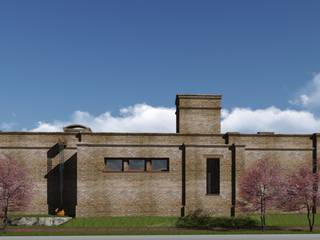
xmin=0 ymin=154 xmax=31 ymax=230
xmin=278 ymin=164 xmax=320 ymax=232
xmin=238 ymin=159 xmax=283 ymax=231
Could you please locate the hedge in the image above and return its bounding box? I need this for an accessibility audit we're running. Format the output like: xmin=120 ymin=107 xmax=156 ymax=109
xmin=176 ymin=210 xmax=258 ymax=229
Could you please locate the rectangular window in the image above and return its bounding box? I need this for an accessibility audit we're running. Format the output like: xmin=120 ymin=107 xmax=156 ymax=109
xmin=105 ymin=159 xmax=123 ymax=172
xmin=105 ymin=158 xmax=169 ymax=172
xmin=207 ymin=158 xmax=220 ymax=194
xmin=151 ymin=159 xmax=169 ymax=171
xmin=128 ymin=159 xmax=145 ymax=171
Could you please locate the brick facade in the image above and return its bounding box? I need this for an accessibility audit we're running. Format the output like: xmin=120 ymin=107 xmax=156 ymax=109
xmin=0 ymin=94 xmax=318 ymax=217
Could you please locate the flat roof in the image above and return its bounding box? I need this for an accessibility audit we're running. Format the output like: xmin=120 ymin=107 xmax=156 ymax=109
xmin=0 ymin=131 xmax=316 ymax=137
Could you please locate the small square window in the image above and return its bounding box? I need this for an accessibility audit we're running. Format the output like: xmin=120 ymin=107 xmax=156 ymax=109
xmin=128 ymin=159 xmax=145 ymax=171
xmin=151 ymin=159 xmax=169 ymax=171
xmin=105 ymin=159 xmax=123 ymax=171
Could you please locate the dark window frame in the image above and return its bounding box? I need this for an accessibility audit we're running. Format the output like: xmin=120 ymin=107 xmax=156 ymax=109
xmin=151 ymin=158 xmax=170 ymax=172
xmin=127 ymin=159 xmax=147 ymax=172
xmin=206 ymin=158 xmax=220 ymax=195
xmin=104 ymin=158 xmax=124 ymax=172
xmin=104 ymin=157 xmax=169 ymax=173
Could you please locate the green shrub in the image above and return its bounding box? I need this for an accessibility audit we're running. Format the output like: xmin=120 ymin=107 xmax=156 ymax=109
xmin=230 ymin=216 xmax=259 ymax=228
xmin=176 ymin=209 xmax=211 ymax=228
xmin=176 ymin=210 xmax=259 ymax=229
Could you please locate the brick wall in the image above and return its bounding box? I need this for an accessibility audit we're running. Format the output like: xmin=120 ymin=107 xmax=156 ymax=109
xmin=0 ymin=132 xmax=316 ymax=217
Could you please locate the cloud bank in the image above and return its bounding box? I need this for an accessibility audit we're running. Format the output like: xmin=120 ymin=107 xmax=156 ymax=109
xmin=221 ymin=107 xmax=320 ymax=133
xmin=29 ymin=104 xmax=320 ymax=134
xmin=0 ymin=73 xmax=316 ymax=134
xmin=31 ymin=104 xmax=176 ymax=133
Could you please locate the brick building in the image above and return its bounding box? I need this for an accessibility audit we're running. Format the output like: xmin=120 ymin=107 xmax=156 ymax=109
xmin=0 ymin=94 xmax=318 ymax=217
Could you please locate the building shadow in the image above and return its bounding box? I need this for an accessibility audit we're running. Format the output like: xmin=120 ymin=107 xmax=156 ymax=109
xmin=45 ymin=153 xmax=77 ymax=217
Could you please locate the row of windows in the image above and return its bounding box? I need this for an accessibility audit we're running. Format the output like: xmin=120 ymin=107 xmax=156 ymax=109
xmin=104 ymin=157 xmax=220 ymax=195
xmin=105 ymin=158 xmax=169 ymax=172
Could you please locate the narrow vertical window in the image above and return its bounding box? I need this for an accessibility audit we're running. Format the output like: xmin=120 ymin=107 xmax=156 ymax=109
xmin=207 ymin=158 xmax=220 ymax=194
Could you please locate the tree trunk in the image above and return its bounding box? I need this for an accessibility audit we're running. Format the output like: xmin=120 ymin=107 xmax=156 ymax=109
xmin=311 ymin=175 xmax=317 ymax=233
xmin=0 ymin=207 xmax=6 ymax=232
xmin=310 ymin=208 xmax=315 ymax=232
xmin=2 ymin=196 xmax=9 ymax=230
xmin=3 ymin=206 xmax=8 ymax=230
xmin=309 ymin=224 xmax=314 ymax=232
xmin=307 ymin=206 xmax=314 ymax=232
xmin=260 ymin=197 xmax=265 ymax=231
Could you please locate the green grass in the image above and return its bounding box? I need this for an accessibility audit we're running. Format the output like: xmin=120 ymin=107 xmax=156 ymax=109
xmin=7 ymin=214 xmax=320 ymax=228
xmin=62 ymin=214 xmax=320 ymax=228
xmin=2 ymin=229 xmax=320 ymax=236
xmin=249 ymin=214 xmax=320 ymax=227
xmin=3 ymin=213 xmax=320 ymax=236
xmin=61 ymin=216 xmax=179 ymax=228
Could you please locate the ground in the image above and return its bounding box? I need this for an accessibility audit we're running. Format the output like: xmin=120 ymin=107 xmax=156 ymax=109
xmin=2 ymin=235 xmax=320 ymax=240
xmin=1 ymin=214 xmax=320 ymax=236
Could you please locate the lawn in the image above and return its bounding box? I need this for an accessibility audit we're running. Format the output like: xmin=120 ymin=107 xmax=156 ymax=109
xmin=60 ymin=214 xmax=320 ymax=228
xmin=61 ymin=216 xmax=178 ymax=228
xmin=7 ymin=214 xmax=320 ymax=228
xmin=2 ymin=213 xmax=320 ymax=236
xmin=250 ymin=214 xmax=320 ymax=227
xmin=1 ymin=229 xmax=320 ymax=236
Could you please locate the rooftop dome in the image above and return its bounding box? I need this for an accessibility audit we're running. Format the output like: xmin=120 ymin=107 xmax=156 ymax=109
xmin=63 ymin=124 xmax=92 ymax=133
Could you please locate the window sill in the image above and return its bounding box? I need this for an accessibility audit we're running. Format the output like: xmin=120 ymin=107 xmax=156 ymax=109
xmin=102 ymin=170 xmax=170 ymax=173
xmin=206 ymin=193 xmax=220 ymax=196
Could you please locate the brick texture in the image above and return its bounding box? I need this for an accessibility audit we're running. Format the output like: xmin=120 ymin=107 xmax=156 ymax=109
xmin=0 ymin=95 xmax=317 ymax=217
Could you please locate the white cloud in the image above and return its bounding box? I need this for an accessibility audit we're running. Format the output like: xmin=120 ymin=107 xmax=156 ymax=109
xmin=31 ymin=104 xmax=176 ymax=133
xmin=289 ymin=72 xmax=320 ymax=108
xmin=32 ymin=122 xmax=62 ymax=132
xmin=30 ymin=103 xmax=320 ymax=134
xmin=221 ymin=106 xmax=320 ymax=133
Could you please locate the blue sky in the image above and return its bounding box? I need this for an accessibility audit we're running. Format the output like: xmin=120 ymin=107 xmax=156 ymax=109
xmin=1 ymin=0 xmax=320 ymax=133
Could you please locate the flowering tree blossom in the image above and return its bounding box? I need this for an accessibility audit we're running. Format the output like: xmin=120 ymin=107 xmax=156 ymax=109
xmin=279 ymin=164 xmax=320 ymax=232
xmin=238 ymin=159 xmax=283 ymax=231
xmin=0 ymin=154 xmax=31 ymax=230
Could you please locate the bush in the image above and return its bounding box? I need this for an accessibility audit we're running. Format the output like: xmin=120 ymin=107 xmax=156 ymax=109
xmin=176 ymin=209 xmax=211 ymax=228
xmin=176 ymin=210 xmax=259 ymax=229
